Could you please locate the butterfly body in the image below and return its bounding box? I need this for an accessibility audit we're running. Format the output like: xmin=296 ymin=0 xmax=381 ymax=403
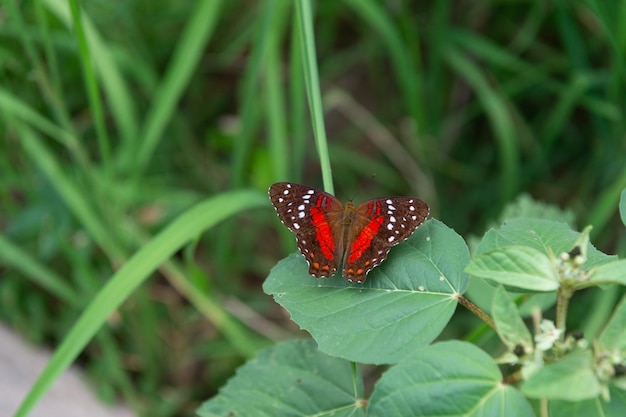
xmin=269 ymin=182 xmax=429 ymax=282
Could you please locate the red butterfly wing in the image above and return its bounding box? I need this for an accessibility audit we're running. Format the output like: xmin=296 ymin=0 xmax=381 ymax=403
xmin=268 ymin=182 xmax=344 ymax=278
xmin=342 ymin=197 xmax=430 ymax=282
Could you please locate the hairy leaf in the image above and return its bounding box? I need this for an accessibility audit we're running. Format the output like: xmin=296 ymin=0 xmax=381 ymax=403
xmin=264 ymin=219 xmax=469 ymax=364
xmin=368 ymin=341 xmax=534 ymax=417
xmin=197 ymin=340 xmax=364 ymax=417
xmin=466 ymin=246 xmax=558 ymax=291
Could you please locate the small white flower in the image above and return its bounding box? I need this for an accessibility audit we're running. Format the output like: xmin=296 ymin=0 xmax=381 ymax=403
xmin=535 ymin=320 xmax=562 ymax=351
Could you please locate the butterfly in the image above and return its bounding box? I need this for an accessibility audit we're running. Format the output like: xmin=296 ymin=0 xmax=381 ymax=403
xmin=268 ymin=182 xmax=430 ymax=282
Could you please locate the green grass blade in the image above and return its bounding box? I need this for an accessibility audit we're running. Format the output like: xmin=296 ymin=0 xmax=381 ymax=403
xmin=42 ymin=0 xmax=138 ymax=147
xmin=67 ymin=0 xmax=111 ymax=171
xmin=132 ymin=0 xmax=224 ymax=173
xmin=13 ymin=189 xmax=268 ymax=417
xmin=289 ymin=18 xmax=306 ymax=183
xmin=265 ymin=0 xmax=290 ymax=182
xmin=295 ymin=0 xmax=333 ymax=193
xmin=0 ymin=90 xmax=89 ymax=166
xmin=160 ymin=259 xmax=269 ymax=358
xmin=17 ymin=124 xmax=124 ymax=263
xmin=345 ymin=0 xmax=425 ymax=138
xmin=445 ymin=46 xmax=519 ymax=202
xmin=585 ymin=167 xmax=626 ymax=238
xmin=0 ymin=234 xmax=78 ymax=303
xmin=5 ymin=0 xmax=74 ymax=133
xmin=231 ymin=0 xmax=271 ymax=187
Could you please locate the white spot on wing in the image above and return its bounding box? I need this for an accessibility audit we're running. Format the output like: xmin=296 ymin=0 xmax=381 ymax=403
xmin=387 ymin=223 xmax=393 ymax=230
xmin=388 ymin=236 xmax=395 ymax=243
xmin=293 ymin=223 xmax=300 ymax=229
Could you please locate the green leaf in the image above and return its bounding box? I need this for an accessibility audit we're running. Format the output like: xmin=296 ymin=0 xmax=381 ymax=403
xmin=477 ymin=218 xmax=614 ymax=268
xmin=598 ymin=294 xmax=626 ymax=350
xmin=492 ymin=285 xmax=533 ymax=349
xmin=548 ymin=386 xmax=626 ymax=417
xmin=522 ymin=350 xmax=601 ymax=401
xmin=263 ymin=219 xmax=469 ymax=364
xmin=368 ymin=341 xmax=534 ymax=417
xmin=466 ymin=246 xmax=559 ymax=291
xmin=197 ymin=340 xmax=365 ymax=417
xmin=465 ymin=278 xmax=557 ymax=321
xmin=582 ymin=259 xmax=626 ymax=288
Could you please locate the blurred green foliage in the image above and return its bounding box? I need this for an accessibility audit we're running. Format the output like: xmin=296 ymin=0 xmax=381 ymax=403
xmin=1 ymin=0 xmax=625 ymax=415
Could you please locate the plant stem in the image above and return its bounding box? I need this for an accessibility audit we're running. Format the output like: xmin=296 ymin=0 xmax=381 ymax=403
xmin=502 ymin=370 xmax=523 ymax=385
xmin=457 ymin=295 xmax=496 ymax=330
xmin=555 ymin=286 xmax=573 ymax=337
xmin=540 ymin=398 xmax=548 ymax=417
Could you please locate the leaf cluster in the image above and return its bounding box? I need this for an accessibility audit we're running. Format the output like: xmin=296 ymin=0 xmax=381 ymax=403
xmin=201 ymin=211 xmax=626 ymax=417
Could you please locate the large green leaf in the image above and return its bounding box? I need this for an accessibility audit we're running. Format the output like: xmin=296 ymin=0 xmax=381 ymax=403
xmin=521 ymin=350 xmax=601 ymax=401
xmin=466 ymin=246 xmax=559 ymax=291
xmin=549 ymin=386 xmax=626 ymax=417
xmin=476 ymin=218 xmax=613 ymax=268
xmin=492 ymin=285 xmax=533 ymax=349
xmin=368 ymin=341 xmax=534 ymax=417
xmin=466 ymin=277 xmax=557 ymax=320
xmin=197 ymin=340 xmax=365 ymax=417
xmin=581 ymin=259 xmax=626 ymax=289
xmin=263 ymin=219 xmax=469 ymax=364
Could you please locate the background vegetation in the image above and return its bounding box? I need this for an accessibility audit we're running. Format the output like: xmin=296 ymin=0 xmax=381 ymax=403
xmin=1 ymin=0 xmax=625 ymax=416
